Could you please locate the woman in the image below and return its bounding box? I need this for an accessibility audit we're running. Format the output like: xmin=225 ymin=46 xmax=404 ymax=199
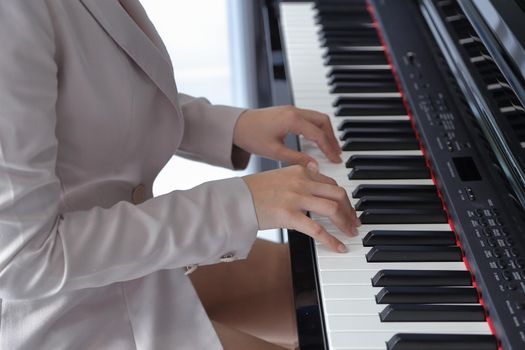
xmin=0 ymin=1 xmax=359 ymax=349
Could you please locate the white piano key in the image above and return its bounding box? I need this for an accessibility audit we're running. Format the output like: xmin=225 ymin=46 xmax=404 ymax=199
xmin=322 ymin=284 xmax=379 ymax=300
xmin=324 ymin=299 xmax=389 ymax=315
xmin=321 ymin=270 xmax=377 ymax=285
xmin=317 ymin=256 xmax=467 ymax=272
xmin=327 ymin=315 xmax=491 ymax=333
xmin=330 ymin=329 xmax=492 ymax=350
xmin=325 ymin=298 xmax=478 ymax=316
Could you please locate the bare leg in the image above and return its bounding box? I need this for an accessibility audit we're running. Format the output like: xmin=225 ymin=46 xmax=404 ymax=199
xmin=190 ymin=239 xmax=298 ymax=349
xmin=212 ymin=320 xmax=287 ymax=350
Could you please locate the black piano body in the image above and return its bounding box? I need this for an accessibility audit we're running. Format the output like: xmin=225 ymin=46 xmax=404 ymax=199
xmin=250 ymin=1 xmax=525 ymax=349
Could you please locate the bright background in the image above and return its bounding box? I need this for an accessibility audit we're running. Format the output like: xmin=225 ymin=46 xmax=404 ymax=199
xmin=139 ymin=0 xmax=280 ymax=241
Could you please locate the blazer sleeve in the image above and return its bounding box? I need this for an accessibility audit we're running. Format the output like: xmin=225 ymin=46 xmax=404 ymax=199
xmin=0 ymin=1 xmax=259 ymax=301
xmin=175 ymin=93 xmax=251 ymax=170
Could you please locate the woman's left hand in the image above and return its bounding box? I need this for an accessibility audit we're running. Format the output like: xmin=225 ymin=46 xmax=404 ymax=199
xmin=233 ymin=106 xmax=342 ymax=165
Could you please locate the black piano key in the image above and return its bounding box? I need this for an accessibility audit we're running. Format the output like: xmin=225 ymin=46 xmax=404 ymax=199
xmin=379 ymin=304 xmax=486 ymax=322
xmin=315 ymin=14 xmax=371 ymax=25
xmin=333 ymin=96 xmax=403 ymax=107
xmin=335 ymin=105 xmax=407 ymax=116
xmin=321 ymin=36 xmax=381 ymax=47
xmin=328 ymin=71 xmax=395 ymax=84
xmin=328 ymin=67 xmax=392 ymax=79
xmin=318 ymin=22 xmax=375 ymax=31
xmin=375 ymin=287 xmax=479 ymax=304
xmin=331 ymin=81 xmax=397 ymax=93
xmin=340 ymin=128 xmax=415 ymax=140
xmin=359 ymin=208 xmax=448 ymax=224
xmin=349 ymin=165 xmax=430 ymax=180
xmin=315 ymin=2 xmax=368 ymax=12
xmin=387 ymin=334 xmax=498 ymax=350
xmin=342 ymin=137 xmax=419 ymax=151
xmin=371 ymin=270 xmax=473 ymax=287
xmin=366 ymin=246 xmax=463 ymax=262
xmin=324 ymin=54 xmax=388 ymax=66
xmin=324 ymin=47 xmax=384 ymax=55
xmin=346 ymin=155 xmax=425 ymax=168
xmin=362 ymin=230 xmax=455 ymax=246
xmin=338 ymin=119 xmax=411 ymax=131
xmin=352 ymin=184 xmax=438 ymax=198
xmin=356 ymin=196 xmax=440 ymax=210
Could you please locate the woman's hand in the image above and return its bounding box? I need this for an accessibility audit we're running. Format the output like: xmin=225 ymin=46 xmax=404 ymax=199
xmin=233 ymin=106 xmax=342 ymax=166
xmin=243 ymin=163 xmax=360 ymax=253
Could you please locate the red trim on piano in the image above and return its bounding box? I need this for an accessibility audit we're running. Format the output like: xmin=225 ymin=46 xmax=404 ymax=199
xmin=365 ymin=2 xmax=501 ymax=348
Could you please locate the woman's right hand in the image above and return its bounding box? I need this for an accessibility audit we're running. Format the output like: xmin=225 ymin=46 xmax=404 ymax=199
xmin=242 ymin=163 xmax=360 ymax=253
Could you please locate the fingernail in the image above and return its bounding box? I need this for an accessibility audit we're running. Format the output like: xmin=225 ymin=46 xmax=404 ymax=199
xmin=338 ymin=243 xmax=348 ymax=253
xmin=306 ymin=161 xmax=319 ymax=172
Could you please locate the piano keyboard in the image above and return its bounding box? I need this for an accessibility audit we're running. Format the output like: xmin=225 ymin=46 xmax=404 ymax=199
xmin=280 ymin=2 xmax=498 ymax=349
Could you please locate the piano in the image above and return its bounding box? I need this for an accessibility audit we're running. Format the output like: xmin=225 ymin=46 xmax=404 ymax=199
xmin=251 ymin=0 xmax=525 ymax=349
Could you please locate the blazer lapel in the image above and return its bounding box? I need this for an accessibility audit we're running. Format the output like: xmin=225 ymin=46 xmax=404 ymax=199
xmin=79 ymin=0 xmax=180 ymax=110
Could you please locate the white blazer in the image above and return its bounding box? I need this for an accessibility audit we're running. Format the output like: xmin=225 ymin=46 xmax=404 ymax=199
xmin=0 ymin=1 xmax=259 ymax=349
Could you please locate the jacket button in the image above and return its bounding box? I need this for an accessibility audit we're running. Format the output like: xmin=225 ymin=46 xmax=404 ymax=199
xmin=220 ymin=253 xmax=236 ymax=263
xmin=184 ymin=264 xmax=198 ymax=275
xmin=132 ymin=184 xmax=146 ymax=204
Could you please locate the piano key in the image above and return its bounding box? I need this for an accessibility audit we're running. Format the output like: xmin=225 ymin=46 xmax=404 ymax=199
xmin=322 ymin=284 xmax=478 ymax=303
xmin=328 ymin=66 xmax=393 ymax=78
xmin=331 ymin=81 xmax=398 ymax=93
xmin=386 ymin=333 xmax=497 ymax=350
xmin=321 ymin=267 xmax=469 ymax=286
xmin=342 ymin=137 xmax=420 ymax=151
xmin=333 ymin=95 xmax=403 ymax=105
xmin=340 ymin=128 xmax=415 ymax=140
xmin=315 ymin=15 xmax=372 ymax=25
xmin=346 ymin=155 xmax=425 ymax=167
xmin=327 ymin=314 xmax=491 ymax=333
xmin=375 ymin=287 xmax=479 ymax=304
xmin=312 ymin=220 xmax=454 ymax=243
xmin=371 ymin=270 xmax=472 ymax=287
xmin=352 ymin=184 xmax=438 ymax=198
xmin=338 ymin=119 xmax=412 ymax=131
xmin=328 ymin=70 xmax=395 ymax=83
xmin=330 ymin=331 xmax=495 ymax=350
xmin=335 ymin=105 xmax=407 ymax=116
xmin=359 ymin=208 xmax=448 ymax=224
xmin=349 ymin=165 xmax=430 ymax=179
xmin=318 ymin=256 xmax=467 ymax=271
xmin=362 ymin=230 xmax=455 ymax=246
xmin=318 ymin=21 xmax=375 ymax=30
xmin=356 ymin=197 xmax=441 ymax=210
xmin=321 ymin=36 xmax=382 ymax=47
xmin=379 ymin=304 xmax=486 ymax=322
xmin=323 ymin=46 xmax=386 ymax=55
xmin=326 ymin=298 xmax=390 ymax=314
xmin=366 ymin=246 xmax=463 ymax=262
xmin=324 ymin=54 xmax=388 ymax=66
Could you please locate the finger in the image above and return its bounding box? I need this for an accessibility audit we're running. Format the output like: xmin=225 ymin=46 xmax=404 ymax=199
xmin=289 ymin=212 xmax=347 ymax=253
xmin=299 ymin=194 xmax=358 ymax=236
xmin=290 ymin=119 xmax=342 ymax=163
xmin=305 ymin=166 xmax=338 ymax=186
xmin=297 ymin=108 xmax=341 ymax=154
xmin=306 ymin=161 xmax=318 ymax=173
xmin=306 ymin=182 xmax=361 ymax=228
xmin=274 ymin=145 xmax=316 ymax=166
